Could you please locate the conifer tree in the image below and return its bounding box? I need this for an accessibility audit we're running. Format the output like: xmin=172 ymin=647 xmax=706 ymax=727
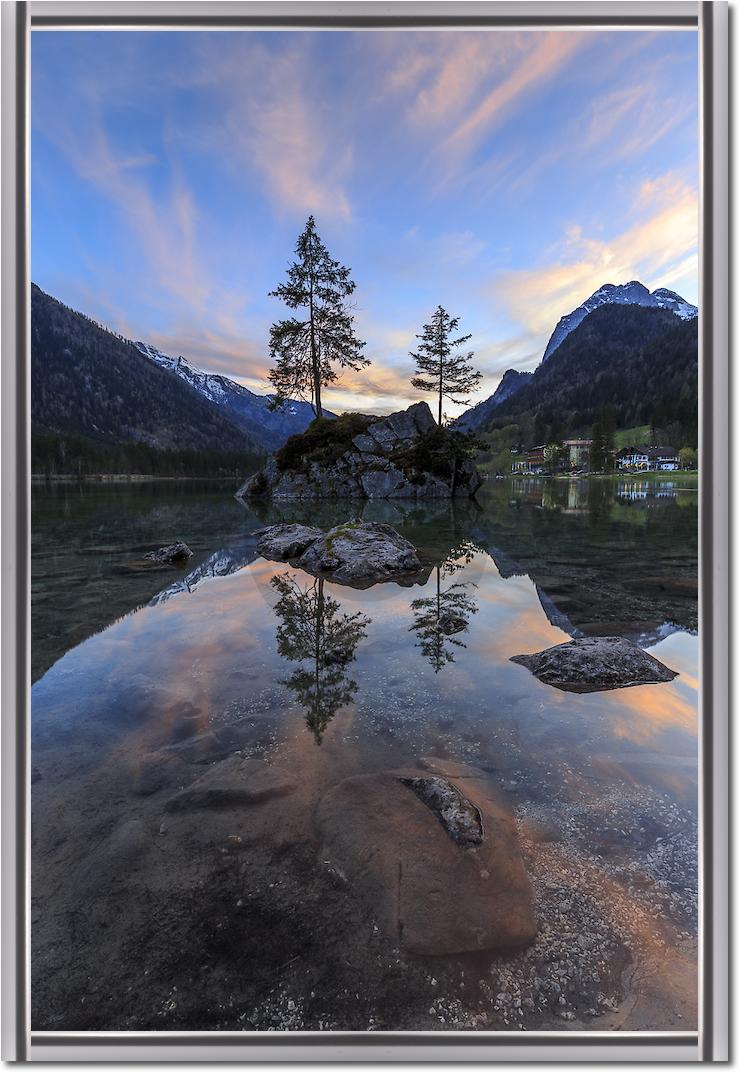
xmin=267 ymin=216 xmax=368 ymax=418
xmin=410 ymin=306 xmax=482 ymax=425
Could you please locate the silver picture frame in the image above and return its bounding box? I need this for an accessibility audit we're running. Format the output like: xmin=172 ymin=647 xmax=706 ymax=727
xmin=1 ymin=1 xmax=729 ymax=1061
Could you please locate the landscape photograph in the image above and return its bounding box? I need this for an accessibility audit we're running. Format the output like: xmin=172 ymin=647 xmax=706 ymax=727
xmin=31 ymin=26 xmax=699 ymax=1033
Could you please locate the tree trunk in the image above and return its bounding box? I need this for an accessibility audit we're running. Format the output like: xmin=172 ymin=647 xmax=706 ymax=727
xmin=308 ymin=266 xmax=322 ymax=418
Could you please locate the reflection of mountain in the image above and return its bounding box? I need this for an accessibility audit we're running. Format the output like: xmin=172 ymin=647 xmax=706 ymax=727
xmin=149 ymin=543 xmax=258 ymax=606
xmin=30 ymin=482 xmax=271 ymax=683
xmin=271 ymin=573 xmax=370 ymax=743
xmin=474 ymin=480 xmax=698 ymax=643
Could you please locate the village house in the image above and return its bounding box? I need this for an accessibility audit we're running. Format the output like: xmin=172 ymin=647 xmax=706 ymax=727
xmin=511 ymin=444 xmax=547 ymax=474
xmin=616 ymin=446 xmax=679 ymax=471
xmin=616 ymin=446 xmax=650 ymax=470
xmin=563 ymin=439 xmax=592 ymax=469
xmin=645 ymin=446 xmax=679 ymax=470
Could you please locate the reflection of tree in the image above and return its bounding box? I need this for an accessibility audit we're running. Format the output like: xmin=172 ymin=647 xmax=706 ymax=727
xmin=271 ymin=574 xmax=370 ymax=744
xmin=409 ymin=542 xmax=479 ymax=672
xmin=439 ymin=538 xmax=481 ymax=575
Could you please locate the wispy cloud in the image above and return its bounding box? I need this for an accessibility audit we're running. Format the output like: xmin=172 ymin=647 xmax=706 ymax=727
xmin=438 ymin=34 xmax=585 ymax=169
xmin=196 ymin=38 xmax=353 ymax=220
xmin=495 ymin=171 xmax=699 ymax=350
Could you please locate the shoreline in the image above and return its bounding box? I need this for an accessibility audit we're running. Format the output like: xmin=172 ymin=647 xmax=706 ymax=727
xmin=31 ymin=474 xmax=243 ymax=484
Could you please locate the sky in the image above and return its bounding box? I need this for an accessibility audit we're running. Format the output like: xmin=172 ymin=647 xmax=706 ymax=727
xmin=31 ymin=29 xmax=699 ymax=416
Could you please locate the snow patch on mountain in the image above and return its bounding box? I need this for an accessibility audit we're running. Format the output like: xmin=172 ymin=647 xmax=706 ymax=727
xmin=134 ymin=341 xmax=325 ymax=449
xmin=542 ymin=281 xmax=697 ymax=361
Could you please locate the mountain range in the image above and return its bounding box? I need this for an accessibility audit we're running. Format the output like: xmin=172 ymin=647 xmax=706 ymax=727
xmin=457 ymin=280 xmax=698 ymax=437
xmin=481 ymin=304 xmax=698 ymax=445
xmin=542 ymin=280 xmax=697 ymax=362
xmin=31 ymin=284 xmax=322 ymax=466
xmin=31 ymin=276 xmax=699 ymax=474
xmin=134 ymin=342 xmax=328 ymax=451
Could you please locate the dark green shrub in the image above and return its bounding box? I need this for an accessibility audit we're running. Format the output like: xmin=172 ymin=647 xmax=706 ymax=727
xmin=391 ymin=427 xmax=481 ymax=482
xmin=275 ymin=413 xmax=374 ymax=473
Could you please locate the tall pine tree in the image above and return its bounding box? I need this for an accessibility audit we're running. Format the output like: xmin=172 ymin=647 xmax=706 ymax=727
xmin=410 ymin=306 xmax=482 ymax=425
xmin=267 ymin=216 xmax=368 ymax=418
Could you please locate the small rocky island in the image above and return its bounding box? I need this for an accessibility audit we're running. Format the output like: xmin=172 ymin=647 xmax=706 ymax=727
xmin=236 ymin=401 xmax=483 ymax=501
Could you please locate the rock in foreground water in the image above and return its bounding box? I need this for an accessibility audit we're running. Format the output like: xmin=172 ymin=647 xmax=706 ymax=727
xmin=510 ymin=636 xmax=678 ymax=693
xmin=316 ymin=764 xmax=537 ymax=955
xmin=256 ymin=521 xmax=423 ymax=586
xmin=254 ymin=524 xmax=324 ymax=561
xmin=143 ymin=542 xmax=193 ymax=565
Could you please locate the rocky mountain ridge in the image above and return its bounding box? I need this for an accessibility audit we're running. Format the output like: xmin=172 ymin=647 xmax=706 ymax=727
xmin=134 ymin=342 xmax=327 ymax=450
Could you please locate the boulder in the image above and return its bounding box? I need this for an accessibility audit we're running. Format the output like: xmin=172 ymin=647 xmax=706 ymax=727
xmin=316 ymin=763 xmax=536 ymax=955
xmin=255 ymin=521 xmax=423 ymax=586
xmin=510 ymin=635 xmax=678 ymax=693
xmin=165 ymin=756 xmax=295 ymax=812
xmin=254 ymin=524 xmax=323 ymax=561
xmin=143 ymin=542 xmax=193 ymax=565
xmin=382 ymin=401 xmax=436 ymax=441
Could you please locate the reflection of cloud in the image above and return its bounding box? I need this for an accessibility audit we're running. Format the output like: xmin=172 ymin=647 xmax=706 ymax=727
xmin=605 ymin=681 xmax=697 ymax=746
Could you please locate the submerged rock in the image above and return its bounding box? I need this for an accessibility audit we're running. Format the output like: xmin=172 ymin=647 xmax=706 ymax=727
xmin=143 ymin=542 xmax=193 ymax=565
xmin=165 ymin=756 xmax=295 ymax=811
xmin=510 ymin=636 xmax=678 ymax=693
xmin=316 ymin=764 xmax=537 ymax=955
xmin=400 ymin=776 xmax=483 ymax=848
xmin=255 ymin=521 xmax=423 ymax=587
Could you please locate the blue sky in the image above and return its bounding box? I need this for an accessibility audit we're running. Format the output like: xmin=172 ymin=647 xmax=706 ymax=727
xmin=32 ymin=29 xmax=699 ymax=415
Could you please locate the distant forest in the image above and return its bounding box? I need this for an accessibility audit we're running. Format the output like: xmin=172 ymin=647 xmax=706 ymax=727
xmin=32 ymin=431 xmax=261 ymax=479
xmin=31 ymin=284 xmax=263 ymax=466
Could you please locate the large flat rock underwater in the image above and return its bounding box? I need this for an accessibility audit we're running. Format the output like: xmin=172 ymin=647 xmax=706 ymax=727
xmin=316 ymin=758 xmax=537 ymax=956
xmin=236 ymin=402 xmax=484 ymax=501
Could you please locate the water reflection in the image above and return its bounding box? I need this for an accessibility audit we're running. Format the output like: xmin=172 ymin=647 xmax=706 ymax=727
xmin=30 ymin=480 xmax=700 ymax=1032
xmin=271 ymin=573 xmax=371 ymax=743
xmin=409 ymin=542 xmax=480 ymax=672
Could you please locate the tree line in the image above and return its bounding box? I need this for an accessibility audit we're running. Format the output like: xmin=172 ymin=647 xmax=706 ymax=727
xmin=32 ymin=431 xmax=261 ymax=480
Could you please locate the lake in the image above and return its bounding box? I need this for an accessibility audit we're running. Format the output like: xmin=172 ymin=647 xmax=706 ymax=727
xmin=31 ymin=475 xmax=699 ymax=1032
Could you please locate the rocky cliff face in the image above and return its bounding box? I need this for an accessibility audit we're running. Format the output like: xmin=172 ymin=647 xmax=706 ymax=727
xmin=236 ymin=401 xmax=483 ymax=501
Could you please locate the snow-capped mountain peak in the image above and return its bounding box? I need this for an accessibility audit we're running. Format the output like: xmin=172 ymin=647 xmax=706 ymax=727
xmin=542 ymin=281 xmax=697 ymax=361
xmin=133 ymin=340 xmax=324 ymax=450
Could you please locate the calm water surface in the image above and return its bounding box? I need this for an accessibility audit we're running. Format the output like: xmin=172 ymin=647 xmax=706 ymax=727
xmin=31 ymin=476 xmax=699 ymax=1032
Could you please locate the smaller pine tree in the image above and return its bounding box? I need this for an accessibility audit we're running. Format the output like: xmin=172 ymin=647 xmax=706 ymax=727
xmin=410 ymin=306 xmax=482 ymax=425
